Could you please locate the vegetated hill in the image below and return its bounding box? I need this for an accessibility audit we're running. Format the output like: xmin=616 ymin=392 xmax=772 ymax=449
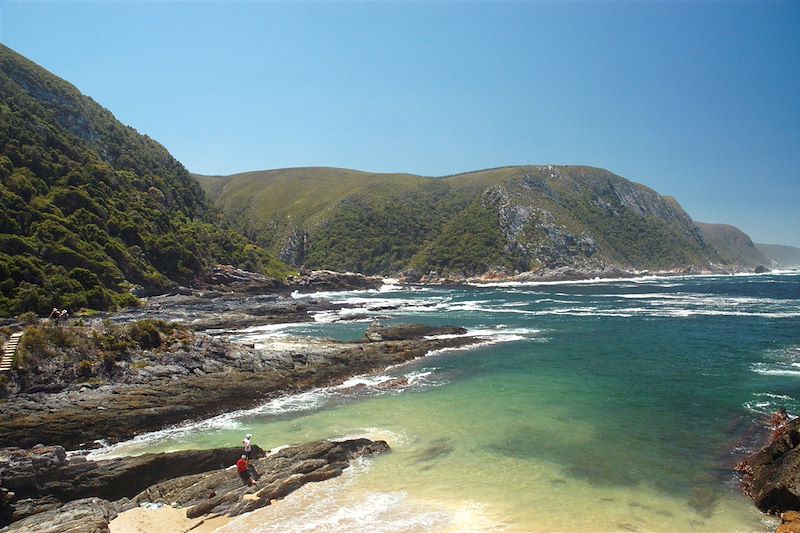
xmin=0 ymin=45 xmax=289 ymax=316
xmin=195 ymin=165 xmax=727 ymax=277
xmin=695 ymin=222 xmax=770 ymax=268
xmin=756 ymin=243 xmax=800 ymax=268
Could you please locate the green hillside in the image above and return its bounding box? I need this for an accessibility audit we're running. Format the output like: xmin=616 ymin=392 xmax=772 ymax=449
xmin=756 ymin=243 xmax=800 ymax=268
xmin=0 ymin=45 xmax=289 ymax=316
xmin=695 ymin=222 xmax=769 ymax=267
xmin=196 ymin=165 xmax=725 ymax=277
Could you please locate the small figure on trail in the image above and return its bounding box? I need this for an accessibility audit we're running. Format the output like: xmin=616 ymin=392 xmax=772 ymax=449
xmin=57 ymin=309 xmax=69 ymax=326
xmin=243 ymin=433 xmax=252 ymax=458
xmin=48 ymin=308 xmax=60 ymax=322
xmin=236 ymin=454 xmax=257 ymax=486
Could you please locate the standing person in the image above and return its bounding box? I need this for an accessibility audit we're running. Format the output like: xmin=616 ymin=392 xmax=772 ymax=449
xmin=57 ymin=309 xmax=68 ymax=326
xmin=236 ymin=455 xmax=256 ymax=486
xmin=48 ymin=308 xmax=60 ymax=322
xmin=242 ymin=433 xmax=252 ymax=458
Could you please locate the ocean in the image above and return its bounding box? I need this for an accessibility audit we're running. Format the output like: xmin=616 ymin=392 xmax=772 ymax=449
xmin=98 ymin=273 xmax=800 ymax=532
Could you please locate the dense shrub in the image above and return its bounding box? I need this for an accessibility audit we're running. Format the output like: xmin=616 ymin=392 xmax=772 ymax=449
xmin=125 ymin=319 xmax=168 ymax=349
xmin=0 ymin=45 xmax=291 ymax=318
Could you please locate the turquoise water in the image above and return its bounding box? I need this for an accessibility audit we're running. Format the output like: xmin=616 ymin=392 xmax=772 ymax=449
xmin=102 ymin=273 xmax=800 ymax=532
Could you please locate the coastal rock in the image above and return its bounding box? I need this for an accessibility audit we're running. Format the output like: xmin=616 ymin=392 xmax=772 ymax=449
xmin=755 ymin=265 xmax=771 ymax=274
xmin=0 ymin=445 xmax=266 ymax=527
xmin=738 ymin=418 xmax=800 ymax=514
xmin=132 ymin=439 xmax=389 ymax=521
xmin=111 ymin=292 xmax=343 ymax=331
xmin=0 ymin=497 xmax=118 ymax=533
xmin=399 ymin=269 xmax=422 ymax=283
xmin=0 ymin=323 xmax=479 ymax=449
xmin=513 ymin=266 xmax=634 ymax=283
xmin=364 ymin=323 xmax=468 ymax=342
xmin=291 ymin=269 xmax=382 ymax=292
xmin=200 ymin=264 xmax=284 ymax=293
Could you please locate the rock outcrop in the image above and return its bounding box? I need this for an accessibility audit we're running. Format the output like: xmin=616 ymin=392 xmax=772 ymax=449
xmin=200 ymin=265 xmax=284 ymax=293
xmin=0 ymin=439 xmax=387 ymax=531
xmin=0 ymin=444 xmax=266 ymax=527
xmin=291 ymin=269 xmax=383 ymax=292
xmin=364 ymin=323 xmax=467 ymax=342
xmin=738 ymin=418 xmax=800 ymax=514
xmin=1 ymin=497 xmax=118 ymax=533
xmin=112 ymin=291 xmax=342 ymax=331
xmin=0 ymin=324 xmax=478 ymax=449
xmin=133 ymin=439 xmax=388 ymax=519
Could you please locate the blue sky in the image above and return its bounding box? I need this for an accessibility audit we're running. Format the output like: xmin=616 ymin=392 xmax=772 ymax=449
xmin=2 ymin=1 xmax=799 ymax=246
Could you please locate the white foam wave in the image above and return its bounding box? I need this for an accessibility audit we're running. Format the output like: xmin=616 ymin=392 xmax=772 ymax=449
xmin=87 ymin=388 xmax=335 ymax=459
xmin=467 ymin=273 xmax=701 ymax=288
xmin=752 ymin=366 xmax=800 ymax=377
xmin=331 ymin=428 xmax=411 ymax=447
xmin=753 ymin=392 xmax=795 ymax=400
xmin=219 ymin=456 xmax=500 ymax=533
xmin=336 ymin=375 xmax=394 ymax=389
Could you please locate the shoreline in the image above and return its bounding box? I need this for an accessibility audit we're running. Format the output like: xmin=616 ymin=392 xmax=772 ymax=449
xmin=108 ymin=505 xmax=230 ymax=533
xmin=401 ymin=266 xmax=797 ymax=289
xmin=3 ymin=272 xmax=794 ymax=531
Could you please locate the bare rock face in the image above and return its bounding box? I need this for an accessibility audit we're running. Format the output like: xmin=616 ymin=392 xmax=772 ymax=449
xmin=1 ymin=497 xmax=118 ymax=533
xmin=292 ymin=269 xmax=383 ymax=292
xmin=0 ymin=439 xmax=387 ymax=530
xmin=0 ymin=321 xmax=477 ymax=450
xmin=200 ymin=264 xmax=283 ymax=293
xmin=0 ymin=445 xmax=266 ymax=527
xmin=738 ymin=418 xmax=800 ymax=514
xmin=133 ymin=439 xmax=389 ymax=520
xmin=364 ymin=323 xmax=467 ymax=342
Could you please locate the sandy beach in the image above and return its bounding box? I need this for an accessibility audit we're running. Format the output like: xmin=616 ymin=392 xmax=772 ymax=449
xmin=109 ymin=505 xmax=228 ymax=533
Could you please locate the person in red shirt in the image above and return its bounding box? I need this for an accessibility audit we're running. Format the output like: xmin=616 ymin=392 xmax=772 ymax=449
xmin=236 ymin=455 xmax=256 ymax=486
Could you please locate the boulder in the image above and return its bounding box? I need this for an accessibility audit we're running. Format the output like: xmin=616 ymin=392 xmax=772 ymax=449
xmin=738 ymin=418 xmax=800 ymax=514
xmin=364 ymin=323 xmax=467 ymax=342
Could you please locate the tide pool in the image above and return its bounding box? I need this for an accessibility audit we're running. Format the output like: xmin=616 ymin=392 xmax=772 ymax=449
xmin=101 ymin=273 xmax=800 ymax=532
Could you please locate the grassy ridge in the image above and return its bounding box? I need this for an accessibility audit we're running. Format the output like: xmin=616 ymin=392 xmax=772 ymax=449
xmin=695 ymin=222 xmax=769 ymax=267
xmin=0 ymin=45 xmax=289 ymax=316
xmin=196 ymin=165 xmax=725 ymax=276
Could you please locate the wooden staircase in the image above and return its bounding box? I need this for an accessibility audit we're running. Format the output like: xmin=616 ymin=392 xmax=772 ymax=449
xmin=0 ymin=331 xmax=23 ymax=372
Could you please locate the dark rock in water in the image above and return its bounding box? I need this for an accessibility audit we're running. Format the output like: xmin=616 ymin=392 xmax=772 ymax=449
xmin=364 ymin=323 xmax=467 ymax=342
xmin=375 ymin=377 xmax=410 ymax=391
xmin=738 ymin=418 xmax=800 ymax=514
xmin=754 ymin=265 xmax=770 ymax=274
